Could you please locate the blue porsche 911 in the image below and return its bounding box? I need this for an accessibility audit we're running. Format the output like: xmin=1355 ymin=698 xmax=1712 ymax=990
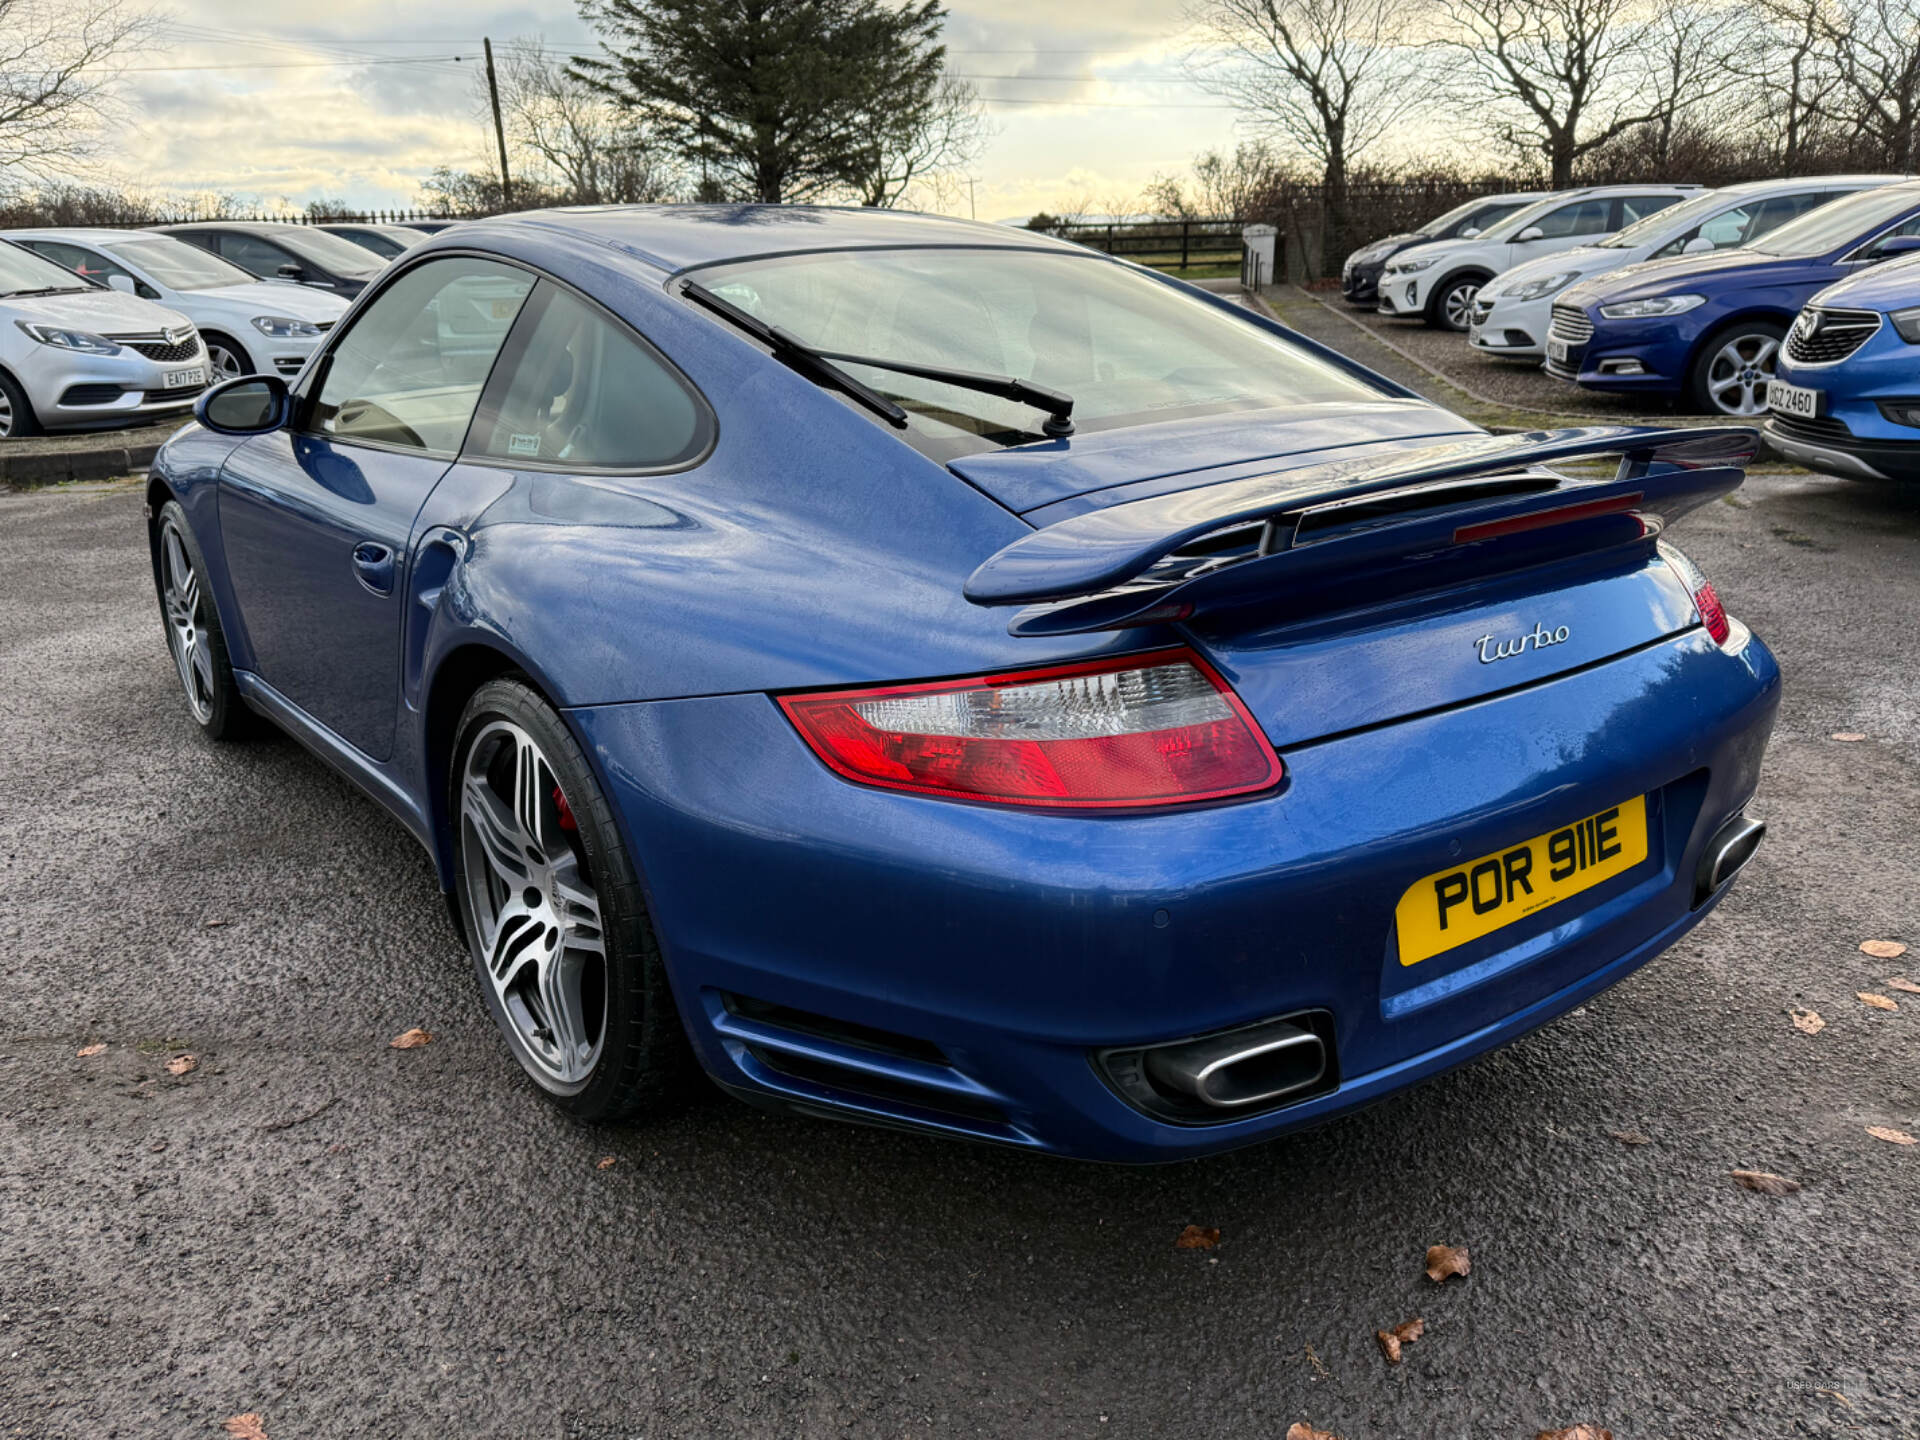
xmin=147 ymin=206 xmax=1779 ymax=1161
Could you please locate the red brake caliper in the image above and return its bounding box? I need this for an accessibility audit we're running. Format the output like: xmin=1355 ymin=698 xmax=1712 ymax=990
xmin=551 ymin=786 xmax=578 ymax=833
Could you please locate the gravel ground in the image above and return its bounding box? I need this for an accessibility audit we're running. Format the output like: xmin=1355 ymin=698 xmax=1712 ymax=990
xmin=2 ymin=460 xmax=1917 ymax=1440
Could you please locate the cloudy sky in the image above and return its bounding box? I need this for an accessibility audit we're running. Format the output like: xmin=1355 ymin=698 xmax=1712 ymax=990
xmin=107 ymin=1 xmax=1248 ymax=219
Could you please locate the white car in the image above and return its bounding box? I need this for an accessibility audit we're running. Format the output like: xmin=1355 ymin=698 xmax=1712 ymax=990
xmin=1468 ymin=175 xmax=1907 ymax=360
xmin=4 ymin=228 xmax=349 ymax=381
xmin=1377 ymin=185 xmax=1701 ymax=330
xmin=0 ymin=239 xmax=209 ymax=438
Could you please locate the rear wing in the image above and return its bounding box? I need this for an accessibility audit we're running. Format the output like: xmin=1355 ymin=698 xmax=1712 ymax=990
xmin=962 ymin=425 xmax=1758 ymax=636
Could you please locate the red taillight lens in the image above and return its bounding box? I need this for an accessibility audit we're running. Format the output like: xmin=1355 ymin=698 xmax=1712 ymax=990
xmin=1658 ymin=541 xmax=1732 ymax=646
xmin=779 ymin=648 xmax=1283 ymax=809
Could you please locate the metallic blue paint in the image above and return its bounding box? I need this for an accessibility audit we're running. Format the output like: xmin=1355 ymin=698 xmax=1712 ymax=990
xmin=148 ymin=205 xmax=1781 ymax=1161
xmin=1764 ymin=256 xmax=1920 ymax=482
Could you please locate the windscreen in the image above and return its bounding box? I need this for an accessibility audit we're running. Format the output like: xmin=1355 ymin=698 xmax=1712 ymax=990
xmin=695 ymin=248 xmax=1384 ymax=451
xmin=0 ymin=240 xmax=97 ymax=295
xmin=275 ymin=227 xmax=387 ymax=277
xmin=105 ymin=236 xmax=256 ymax=290
xmin=1750 ymin=186 xmax=1920 ymax=256
xmin=1416 ymin=197 xmax=1495 ymax=236
xmin=1474 ymin=194 xmax=1571 ymax=242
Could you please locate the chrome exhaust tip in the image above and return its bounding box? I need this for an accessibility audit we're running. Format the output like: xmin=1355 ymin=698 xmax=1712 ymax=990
xmin=1142 ymin=1018 xmax=1328 ymax=1110
xmin=1694 ymin=813 xmax=1766 ymax=907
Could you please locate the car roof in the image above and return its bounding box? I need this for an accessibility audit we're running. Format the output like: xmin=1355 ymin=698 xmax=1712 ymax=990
xmin=1707 ymin=173 xmax=1913 ymax=195
xmin=0 ymin=227 xmax=169 ymax=244
xmin=457 ymin=204 xmax=1084 ymax=274
xmin=158 ymin=221 xmax=310 ymax=233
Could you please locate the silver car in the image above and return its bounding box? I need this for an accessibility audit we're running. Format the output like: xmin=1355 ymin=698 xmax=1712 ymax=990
xmin=0 ymin=240 xmax=209 ymax=437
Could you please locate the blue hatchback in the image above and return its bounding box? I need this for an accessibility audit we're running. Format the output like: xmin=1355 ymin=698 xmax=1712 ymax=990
xmin=147 ymin=206 xmax=1779 ymax=1161
xmin=1766 ymin=254 xmax=1920 ymax=481
xmin=1546 ymin=181 xmax=1920 ymax=415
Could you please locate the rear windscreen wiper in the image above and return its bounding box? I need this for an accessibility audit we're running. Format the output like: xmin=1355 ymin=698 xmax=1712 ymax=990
xmin=682 ymin=279 xmax=1075 ymax=438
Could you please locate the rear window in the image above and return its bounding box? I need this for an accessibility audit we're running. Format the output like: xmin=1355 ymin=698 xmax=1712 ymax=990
xmin=692 ymin=248 xmax=1382 ymax=456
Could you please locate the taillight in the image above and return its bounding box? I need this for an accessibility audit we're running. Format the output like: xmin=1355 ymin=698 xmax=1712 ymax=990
xmin=779 ymin=648 xmax=1282 ymax=809
xmin=1659 ymin=541 xmax=1732 ymax=645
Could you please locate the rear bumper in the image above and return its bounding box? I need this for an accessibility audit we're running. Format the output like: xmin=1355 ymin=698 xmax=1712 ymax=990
xmin=571 ymin=626 xmax=1780 ymax=1162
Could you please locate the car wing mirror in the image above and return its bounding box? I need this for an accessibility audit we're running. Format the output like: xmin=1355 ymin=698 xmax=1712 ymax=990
xmin=1682 ymin=236 xmax=1716 ymax=254
xmin=1460 ymin=227 xmax=1481 ymax=238
xmin=107 ymin=273 xmax=137 ymax=294
xmin=1869 ymin=235 xmax=1920 ymax=262
xmin=1514 ymin=226 xmax=1545 ymax=242
xmin=196 ymin=374 xmax=291 ymax=436
xmin=277 ymin=262 xmax=306 ymax=281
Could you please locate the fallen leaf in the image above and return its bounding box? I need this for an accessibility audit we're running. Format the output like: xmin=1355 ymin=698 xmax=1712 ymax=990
xmin=1424 ymin=1243 xmax=1470 ymax=1281
xmin=1174 ymin=1224 xmax=1220 ymax=1250
xmin=1789 ymin=1007 xmax=1825 ymax=1035
xmin=1866 ymin=1126 xmax=1916 ymax=1146
xmin=221 ymin=1415 xmax=268 ymax=1440
xmin=1860 ymin=939 xmax=1909 ymax=960
xmin=1731 ymin=1169 xmax=1801 ymax=1196
xmin=1285 ymin=1426 xmax=1342 ymax=1440
xmin=1858 ymin=992 xmax=1898 ymax=1011
xmin=1536 ymin=1428 xmax=1613 ymax=1440
xmin=76 ymin=1042 xmax=107 ymax=1058
xmin=1610 ymin=1129 xmax=1652 ymax=1145
xmin=1375 ymin=1317 xmax=1424 ymax=1364
xmin=596 ymin=1156 xmax=617 ymax=1171
xmin=1887 ymin=977 xmax=1920 ymax=995
xmin=204 ymin=919 xmax=228 ymax=929
xmin=1830 ymin=732 xmax=1866 ymax=742
xmin=165 ymin=1054 xmax=197 ymax=1076
xmin=389 ymin=1028 xmax=432 ymax=1049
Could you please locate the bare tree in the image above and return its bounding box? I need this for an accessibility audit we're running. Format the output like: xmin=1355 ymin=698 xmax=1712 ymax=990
xmin=1145 ymin=142 xmax=1291 ymax=219
xmin=1819 ymin=0 xmax=1920 ymax=171
xmin=496 ymin=40 xmax=680 ymax=204
xmin=1432 ymin=0 xmax=1668 ymax=186
xmin=1641 ymin=4 xmax=1755 ymax=170
xmin=848 ymin=76 xmax=989 ymax=208
xmin=1186 ymin=0 xmax=1422 ymax=248
xmin=1723 ymin=0 xmax=1844 ymax=172
xmin=0 ymin=0 xmax=155 ymax=180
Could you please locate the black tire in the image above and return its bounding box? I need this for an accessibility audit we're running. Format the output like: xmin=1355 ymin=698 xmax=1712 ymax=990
xmin=201 ymin=331 xmax=254 ymax=381
xmin=1425 ymin=271 xmax=1489 ymax=331
xmin=450 ymin=676 xmax=693 ymax=1122
xmin=152 ymin=499 xmax=255 ymax=740
xmin=1686 ymin=319 xmax=1787 ymax=417
xmin=0 ymin=368 xmax=42 ymax=438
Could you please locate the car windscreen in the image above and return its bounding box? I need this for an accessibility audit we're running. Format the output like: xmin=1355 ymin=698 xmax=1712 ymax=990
xmin=1417 ymin=197 xmax=1497 ymax=237
xmin=1748 ymin=186 xmax=1920 ymax=256
xmin=273 ymin=228 xmax=387 ymax=277
xmin=0 ymin=239 xmax=97 ymax=295
xmin=1595 ymin=189 xmax=1732 ymax=248
xmin=106 ymin=236 xmax=257 ymax=290
xmin=693 ymin=248 xmax=1385 ymax=452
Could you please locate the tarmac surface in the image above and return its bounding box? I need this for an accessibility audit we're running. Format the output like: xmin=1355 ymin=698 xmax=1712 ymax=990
xmin=3 ymin=456 xmax=1918 ymax=1438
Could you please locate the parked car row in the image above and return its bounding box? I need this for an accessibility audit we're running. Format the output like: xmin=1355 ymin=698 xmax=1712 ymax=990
xmin=1345 ymin=175 xmax=1920 ymax=480
xmin=0 ymin=218 xmax=454 ymax=437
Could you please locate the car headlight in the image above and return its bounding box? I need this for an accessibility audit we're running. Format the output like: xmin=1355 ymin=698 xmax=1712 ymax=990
xmin=14 ymin=320 xmax=122 ymax=356
xmin=250 ymin=315 xmax=323 ymax=339
xmin=1501 ymin=270 xmax=1580 ymax=302
xmin=1891 ymin=306 xmax=1920 ymax=344
xmin=1394 ymin=256 xmax=1438 ymax=274
xmin=1598 ymin=294 xmax=1707 ymax=319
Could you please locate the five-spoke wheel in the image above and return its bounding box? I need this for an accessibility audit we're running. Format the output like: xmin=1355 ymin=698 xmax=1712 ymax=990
xmin=152 ymin=499 xmax=250 ymax=738
xmin=1689 ymin=323 xmax=1785 ymax=417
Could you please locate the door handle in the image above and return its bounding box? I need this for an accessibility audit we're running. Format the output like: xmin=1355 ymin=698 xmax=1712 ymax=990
xmin=351 ymin=541 xmax=396 ymax=596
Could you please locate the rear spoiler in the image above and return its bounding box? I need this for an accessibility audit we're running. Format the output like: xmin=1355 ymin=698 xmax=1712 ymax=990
xmin=963 ymin=425 xmax=1758 ymax=634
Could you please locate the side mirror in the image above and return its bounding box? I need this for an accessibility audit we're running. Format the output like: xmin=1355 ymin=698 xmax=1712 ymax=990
xmin=196 ymin=374 xmax=291 ymax=436
xmin=1460 ymin=226 xmax=1481 ymax=238
xmin=1869 ymin=235 xmax=1920 ymax=261
xmin=107 ymin=274 xmax=137 ymax=294
xmin=1515 ymin=226 xmax=1545 ymax=242
xmin=277 ymin=262 xmax=306 ymax=281
xmin=1683 ymin=236 xmax=1716 ymax=254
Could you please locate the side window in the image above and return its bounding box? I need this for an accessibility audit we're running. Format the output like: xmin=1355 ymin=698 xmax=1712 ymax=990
xmin=311 ymin=257 xmax=535 ymax=456
xmin=1749 ymin=194 xmax=1822 ymax=240
xmin=218 ymin=233 xmax=297 ymax=278
xmin=1530 ymin=200 xmax=1610 ymax=239
xmin=1617 ymin=194 xmax=1680 ymax=226
xmin=467 ymin=283 xmax=708 ymax=470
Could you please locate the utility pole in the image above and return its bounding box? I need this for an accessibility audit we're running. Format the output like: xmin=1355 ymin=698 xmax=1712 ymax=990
xmin=967 ymin=176 xmax=976 ymax=220
xmin=483 ymin=37 xmax=513 ymax=212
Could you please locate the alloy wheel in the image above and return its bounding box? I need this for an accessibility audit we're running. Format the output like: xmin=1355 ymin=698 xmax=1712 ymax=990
xmin=206 ymin=343 xmax=245 ymax=380
xmin=0 ymin=388 xmax=13 ymax=438
xmin=1441 ymin=280 xmax=1480 ymax=330
xmin=459 ymin=720 xmax=607 ymax=1092
xmin=160 ymin=518 xmax=215 ymax=724
xmin=1704 ymin=333 xmax=1779 ymax=416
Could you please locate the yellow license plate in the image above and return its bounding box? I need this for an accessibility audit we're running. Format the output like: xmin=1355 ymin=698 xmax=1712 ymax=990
xmin=1395 ymin=795 xmax=1649 ymax=966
